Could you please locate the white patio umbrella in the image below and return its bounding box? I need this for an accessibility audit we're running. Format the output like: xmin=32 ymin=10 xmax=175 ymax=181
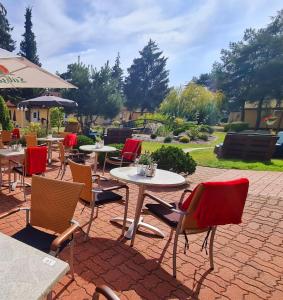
xmin=0 ymin=48 xmax=76 ymax=89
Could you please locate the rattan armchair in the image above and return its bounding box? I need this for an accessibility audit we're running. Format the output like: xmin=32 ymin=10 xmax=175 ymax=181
xmin=9 ymin=146 xmax=48 ymax=201
xmin=0 ymin=176 xmax=84 ymax=279
xmin=56 ymin=142 xmax=85 ymax=180
xmin=1 ymin=130 xmax=12 ymax=145
xmin=68 ymin=159 xmax=129 ymax=239
xmin=142 ymin=178 xmax=249 ymax=277
xmin=24 ymin=134 xmax=37 ymax=147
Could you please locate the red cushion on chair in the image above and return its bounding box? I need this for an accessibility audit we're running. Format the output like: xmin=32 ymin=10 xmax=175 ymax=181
xmin=181 ymin=178 xmax=249 ymax=228
xmin=26 ymin=146 xmax=47 ymax=176
xmin=12 ymin=128 xmax=20 ymax=139
xmin=121 ymin=138 xmax=142 ymax=161
xmin=63 ymin=134 xmax=77 ymax=147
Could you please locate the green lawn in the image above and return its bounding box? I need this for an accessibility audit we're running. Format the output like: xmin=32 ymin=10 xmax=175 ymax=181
xmin=142 ymin=131 xmax=283 ymax=171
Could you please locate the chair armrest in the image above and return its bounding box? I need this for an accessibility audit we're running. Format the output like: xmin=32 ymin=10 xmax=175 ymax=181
xmin=102 ymin=184 xmax=128 ymax=192
xmin=143 ymin=193 xmax=174 ymax=209
xmin=179 ymin=189 xmax=193 ymax=206
xmin=94 ymin=285 xmax=120 ymax=300
xmin=8 ymin=159 xmax=22 ymax=165
xmin=0 ymin=207 xmax=30 ymax=220
xmin=50 ymin=223 xmax=80 ymax=252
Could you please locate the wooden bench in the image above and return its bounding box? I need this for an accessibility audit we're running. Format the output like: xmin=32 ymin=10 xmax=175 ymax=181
xmin=104 ymin=128 xmax=133 ymax=145
xmin=217 ymin=133 xmax=278 ymax=161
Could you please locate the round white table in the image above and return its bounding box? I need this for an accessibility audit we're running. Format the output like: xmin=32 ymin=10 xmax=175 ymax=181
xmin=110 ymin=166 xmax=186 ymax=245
xmin=79 ymin=145 xmax=117 ymax=173
xmin=37 ymin=137 xmax=64 ymax=165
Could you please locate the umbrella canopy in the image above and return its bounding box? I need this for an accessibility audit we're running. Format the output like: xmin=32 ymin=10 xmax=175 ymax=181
xmin=19 ymin=95 xmax=78 ymax=108
xmin=19 ymin=96 xmax=78 ymax=134
xmin=0 ymin=48 xmax=76 ymax=89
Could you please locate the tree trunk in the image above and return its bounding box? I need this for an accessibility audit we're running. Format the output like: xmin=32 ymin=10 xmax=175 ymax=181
xmin=255 ymin=99 xmax=263 ymax=130
xmin=240 ymin=102 xmax=245 ymax=122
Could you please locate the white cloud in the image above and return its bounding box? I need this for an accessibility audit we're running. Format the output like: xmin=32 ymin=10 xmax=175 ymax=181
xmin=2 ymin=0 xmax=283 ymax=85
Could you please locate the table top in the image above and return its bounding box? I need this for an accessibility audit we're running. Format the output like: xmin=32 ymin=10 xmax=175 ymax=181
xmin=37 ymin=137 xmax=64 ymax=142
xmin=0 ymin=232 xmax=69 ymax=300
xmin=0 ymin=148 xmax=25 ymax=158
xmin=80 ymin=145 xmax=117 ymax=153
xmin=110 ymin=166 xmax=186 ymax=187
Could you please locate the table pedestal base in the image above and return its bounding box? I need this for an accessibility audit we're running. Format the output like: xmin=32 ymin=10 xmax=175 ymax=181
xmin=110 ymin=217 xmax=165 ymax=239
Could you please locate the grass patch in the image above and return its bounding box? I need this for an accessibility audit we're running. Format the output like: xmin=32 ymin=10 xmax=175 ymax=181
xmin=142 ymin=131 xmax=283 ymax=171
xmin=190 ymin=149 xmax=283 ymax=171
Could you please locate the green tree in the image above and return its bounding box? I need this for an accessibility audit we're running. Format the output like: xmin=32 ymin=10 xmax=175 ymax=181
xmin=50 ymin=107 xmax=65 ymax=133
xmin=0 ymin=3 xmax=16 ymax=51
xmin=124 ymin=39 xmax=169 ymax=113
xmin=19 ymin=7 xmax=41 ymax=66
xmin=0 ymin=96 xmax=13 ymax=130
xmin=160 ymin=83 xmax=223 ymax=125
xmin=91 ymin=61 xmax=123 ymax=121
xmin=112 ymin=53 xmax=124 ymax=95
xmin=60 ymin=62 xmax=91 ymax=127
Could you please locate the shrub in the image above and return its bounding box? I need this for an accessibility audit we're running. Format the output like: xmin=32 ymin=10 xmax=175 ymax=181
xmin=156 ymin=125 xmax=170 ymax=137
xmin=187 ymin=127 xmax=200 ymax=140
xmin=163 ymin=136 xmax=172 ymax=143
xmin=199 ymin=124 xmax=214 ymax=134
xmin=179 ymin=136 xmax=190 ymax=143
xmin=97 ymin=143 xmax=124 ymax=166
xmin=0 ymin=96 xmax=13 ymax=130
xmin=224 ymin=122 xmax=249 ymax=132
xmin=75 ymin=135 xmax=95 ymax=149
xmin=112 ymin=120 xmax=121 ymax=127
xmin=151 ymin=146 xmax=196 ymax=175
xmin=198 ymin=133 xmax=209 ymax=141
xmin=150 ymin=133 xmax=157 ymax=139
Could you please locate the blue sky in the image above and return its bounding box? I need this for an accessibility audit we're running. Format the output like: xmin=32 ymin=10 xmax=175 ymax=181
xmin=3 ymin=0 xmax=283 ymax=86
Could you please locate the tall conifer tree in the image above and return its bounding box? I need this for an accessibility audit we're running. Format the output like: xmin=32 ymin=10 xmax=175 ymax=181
xmin=0 ymin=3 xmax=16 ymax=51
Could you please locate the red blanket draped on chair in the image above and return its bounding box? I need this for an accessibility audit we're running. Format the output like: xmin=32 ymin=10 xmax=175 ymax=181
xmin=26 ymin=146 xmax=47 ymax=176
xmin=12 ymin=128 xmax=20 ymax=139
xmin=63 ymin=134 xmax=77 ymax=147
xmin=121 ymin=138 xmax=142 ymax=161
xmin=181 ymin=178 xmax=249 ymax=228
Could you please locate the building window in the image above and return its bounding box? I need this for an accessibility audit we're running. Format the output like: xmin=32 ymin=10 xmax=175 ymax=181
xmin=33 ymin=112 xmax=37 ymax=119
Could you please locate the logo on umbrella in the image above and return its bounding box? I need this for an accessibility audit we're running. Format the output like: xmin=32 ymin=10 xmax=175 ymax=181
xmin=0 ymin=65 xmax=9 ymax=74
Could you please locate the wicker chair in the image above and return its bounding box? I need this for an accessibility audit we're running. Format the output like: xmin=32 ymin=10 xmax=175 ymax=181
xmin=142 ymin=178 xmax=249 ymax=277
xmin=93 ymin=285 xmax=120 ymax=300
xmin=1 ymin=130 xmax=12 ymax=145
xmin=103 ymin=138 xmax=142 ymax=173
xmin=9 ymin=146 xmax=47 ymax=200
xmin=68 ymin=159 xmax=129 ymax=238
xmin=0 ymin=175 xmax=84 ymax=279
xmin=24 ymin=134 xmax=38 ymax=147
xmin=56 ymin=142 xmax=85 ymax=180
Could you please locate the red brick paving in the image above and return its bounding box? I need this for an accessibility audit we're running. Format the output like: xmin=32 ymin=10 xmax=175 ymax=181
xmin=0 ymin=159 xmax=283 ymax=299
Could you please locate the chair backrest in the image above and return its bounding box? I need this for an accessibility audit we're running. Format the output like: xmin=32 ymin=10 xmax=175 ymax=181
xmin=1 ymin=130 xmax=12 ymax=143
xmin=63 ymin=133 xmax=78 ymax=147
xmin=30 ymin=175 xmax=84 ymax=233
xmin=121 ymin=138 xmax=142 ymax=161
xmin=59 ymin=131 xmax=72 ymax=138
xmin=68 ymin=159 xmax=93 ymax=203
xmin=12 ymin=128 xmax=20 ymax=139
xmin=25 ymin=135 xmax=37 ymax=147
xmin=181 ymin=178 xmax=249 ymax=229
xmin=25 ymin=146 xmax=47 ymax=176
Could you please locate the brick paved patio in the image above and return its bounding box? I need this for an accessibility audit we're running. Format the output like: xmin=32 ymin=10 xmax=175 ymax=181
xmin=0 ymin=158 xmax=283 ymax=299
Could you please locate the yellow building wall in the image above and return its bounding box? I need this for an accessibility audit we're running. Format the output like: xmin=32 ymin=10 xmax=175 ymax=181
xmin=244 ymin=109 xmax=283 ymax=129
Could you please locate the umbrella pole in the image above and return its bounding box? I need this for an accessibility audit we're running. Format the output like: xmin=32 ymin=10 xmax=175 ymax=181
xmin=46 ymin=108 xmax=49 ymax=135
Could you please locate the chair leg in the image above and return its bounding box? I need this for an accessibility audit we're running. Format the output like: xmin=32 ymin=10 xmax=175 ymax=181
xmin=122 ymin=188 xmax=129 ymax=236
xmin=173 ymin=231 xmax=179 ymax=278
xmin=55 ymin=164 xmax=62 ymax=179
xmin=60 ymin=164 xmax=67 ymax=180
xmin=69 ymin=238 xmax=75 ymax=280
xmin=23 ymin=176 xmax=27 ymax=201
xmin=85 ymin=203 xmax=96 ymax=241
xmin=209 ymin=226 xmax=217 ymax=270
